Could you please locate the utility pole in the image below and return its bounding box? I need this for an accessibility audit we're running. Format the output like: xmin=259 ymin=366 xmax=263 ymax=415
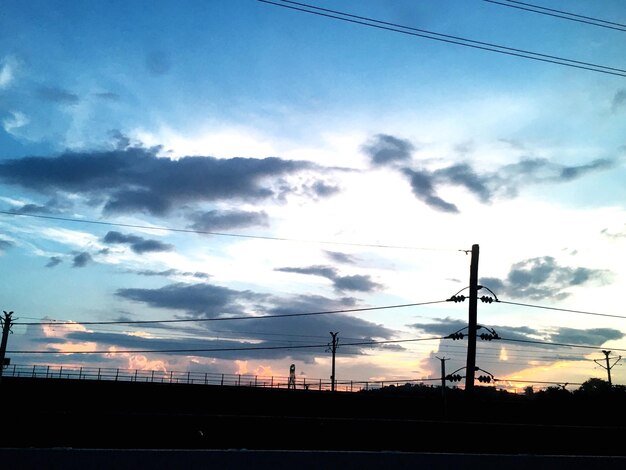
xmin=0 ymin=311 xmax=14 ymax=378
xmin=329 ymin=331 xmax=338 ymax=392
xmin=465 ymin=244 xmax=479 ymax=396
xmin=436 ymin=356 xmax=449 ymax=416
xmin=594 ymin=350 xmax=621 ymax=386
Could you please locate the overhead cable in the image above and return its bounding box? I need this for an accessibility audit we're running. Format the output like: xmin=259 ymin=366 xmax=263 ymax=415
xmin=258 ymin=0 xmax=626 ymax=77
xmin=499 ymin=300 xmax=626 ymax=320
xmin=0 ymin=210 xmax=459 ymax=252
xmin=13 ymin=300 xmax=449 ymax=326
xmin=483 ymin=0 xmax=626 ymax=32
xmin=7 ymin=335 xmax=446 ymax=354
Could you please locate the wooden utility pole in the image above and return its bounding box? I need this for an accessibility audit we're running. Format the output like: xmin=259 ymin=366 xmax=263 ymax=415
xmin=465 ymin=244 xmax=479 ymax=395
xmin=594 ymin=350 xmax=621 ymax=386
xmin=329 ymin=331 xmax=338 ymax=392
xmin=0 ymin=311 xmax=14 ymax=378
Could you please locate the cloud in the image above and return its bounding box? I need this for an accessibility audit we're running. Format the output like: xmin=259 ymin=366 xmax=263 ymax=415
xmin=362 ymin=134 xmax=616 ymax=213
xmin=308 ymin=181 xmax=340 ymax=197
xmin=410 ymin=317 xmax=624 ymax=348
xmin=325 ymin=251 xmax=357 ymax=264
xmin=103 ymin=231 xmax=174 ymax=254
xmin=0 ymin=239 xmax=14 ymax=252
xmin=72 ymin=252 xmax=93 ymax=267
xmin=611 ymin=89 xmax=626 ymax=113
xmin=276 ymin=265 xmax=382 ymax=293
xmin=188 ymin=209 xmax=269 ymax=231
xmin=2 ymin=111 xmax=29 ymax=135
xmin=0 ymin=56 xmax=17 ymax=89
xmin=116 ymin=282 xmax=264 ymax=318
xmin=216 ymin=294 xmax=396 ymax=356
xmin=94 ymin=92 xmax=121 ymax=101
xmin=550 ymin=327 xmax=624 ymax=346
xmin=434 ymin=163 xmax=492 ymax=202
xmin=0 ymin=145 xmax=326 ymax=216
xmin=409 ymin=317 xmax=538 ymax=341
xmin=12 ymin=203 xmax=53 ymax=214
xmin=480 ymin=256 xmax=611 ymax=301
xmin=601 ymin=226 xmax=626 ymax=239
xmin=145 ymin=50 xmax=171 ymax=76
xmin=400 ymin=158 xmax=615 ymax=213
xmin=36 ymin=86 xmax=80 ymax=105
xmin=332 ymin=275 xmax=382 ymax=292
xmin=361 ymin=134 xmax=415 ymax=166
xmin=401 ymin=168 xmax=459 ymax=213
xmin=45 ymin=256 xmax=62 ymax=268
xmin=131 ymin=269 xmax=210 ymax=279
xmin=113 ymin=282 xmax=395 ymax=361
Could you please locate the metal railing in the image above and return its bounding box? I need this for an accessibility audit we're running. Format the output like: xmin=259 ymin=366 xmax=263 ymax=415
xmin=2 ymin=363 xmax=436 ymax=392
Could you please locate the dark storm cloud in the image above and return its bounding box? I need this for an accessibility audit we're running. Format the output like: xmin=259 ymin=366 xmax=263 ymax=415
xmin=276 ymin=265 xmax=382 ymax=293
xmin=188 ymin=209 xmax=269 ymax=231
xmin=0 ymin=146 xmax=322 ymax=216
xmin=116 ymin=282 xmax=264 ymax=318
xmin=45 ymin=256 xmax=62 ymax=268
xmin=611 ymin=89 xmax=626 ymax=112
xmin=103 ymin=231 xmax=173 ymax=254
xmin=36 ymin=86 xmax=80 ymax=104
xmin=325 ymin=251 xmax=357 ymax=264
xmin=0 ymin=239 xmax=14 ymax=251
xmin=72 ymin=252 xmax=92 ymax=267
xmin=363 ymin=134 xmax=616 ymax=213
xmin=361 ymin=134 xmax=415 ymax=166
xmin=480 ymin=256 xmax=611 ymax=301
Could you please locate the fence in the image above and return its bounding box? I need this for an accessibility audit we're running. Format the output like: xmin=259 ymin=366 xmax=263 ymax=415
xmin=2 ymin=363 xmax=434 ymax=392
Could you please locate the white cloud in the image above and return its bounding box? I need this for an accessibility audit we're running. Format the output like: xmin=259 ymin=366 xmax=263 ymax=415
xmin=2 ymin=111 xmax=29 ymax=135
xmin=0 ymin=56 xmax=17 ymax=89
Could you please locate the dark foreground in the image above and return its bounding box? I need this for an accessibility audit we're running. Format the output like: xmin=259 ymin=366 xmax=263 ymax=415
xmin=2 ymin=377 xmax=626 ymax=456
xmin=1 ymin=449 xmax=625 ymax=470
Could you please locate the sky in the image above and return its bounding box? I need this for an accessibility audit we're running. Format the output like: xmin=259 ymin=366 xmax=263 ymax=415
xmin=1 ymin=0 xmax=626 ymax=392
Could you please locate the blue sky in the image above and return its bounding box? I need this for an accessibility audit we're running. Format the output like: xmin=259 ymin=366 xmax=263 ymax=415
xmin=1 ymin=0 xmax=626 ymax=390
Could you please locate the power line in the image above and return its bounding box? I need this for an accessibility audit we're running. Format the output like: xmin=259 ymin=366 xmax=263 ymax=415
xmin=7 ymin=335 xmax=446 ymax=355
xmin=12 ymin=299 xmax=449 ymax=326
xmin=0 ymin=210 xmax=457 ymax=252
xmin=483 ymin=0 xmax=626 ymax=32
xmin=258 ymin=0 xmax=626 ymax=77
xmin=498 ymin=300 xmax=626 ymax=320
xmin=494 ymin=378 xmax=584 ymax=386
xmin=500 ymin=336 xmax=626 ymax=353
